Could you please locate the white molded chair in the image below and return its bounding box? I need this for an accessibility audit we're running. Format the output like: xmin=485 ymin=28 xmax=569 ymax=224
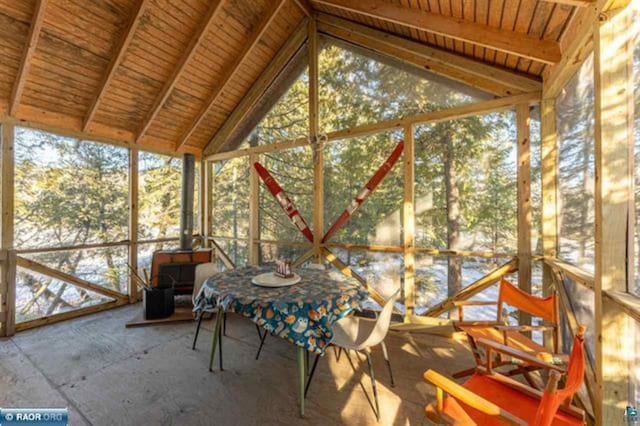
xmin=191 ymin=262 xmax=224 ymax=350
xmin=306 ymin=290 xmax=400 ymax=421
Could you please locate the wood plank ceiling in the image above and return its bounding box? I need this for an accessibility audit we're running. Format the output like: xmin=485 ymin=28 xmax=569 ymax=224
xmin=0 ymin=0 xmax=579 ymax=156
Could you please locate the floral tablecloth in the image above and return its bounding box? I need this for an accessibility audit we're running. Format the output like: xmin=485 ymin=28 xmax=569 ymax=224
xmin=194 ymin=266 xmax=368 ymax=354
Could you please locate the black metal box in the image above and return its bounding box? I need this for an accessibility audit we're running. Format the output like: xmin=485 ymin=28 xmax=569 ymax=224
xmin=143 ymin=287 xmax=175 ymax=320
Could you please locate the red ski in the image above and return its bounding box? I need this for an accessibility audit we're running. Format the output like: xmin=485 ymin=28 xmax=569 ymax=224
xmin=322 ymin=140 xmax=404 ymax=243
xmin=253 ymin=162 xmax=315 ymax=243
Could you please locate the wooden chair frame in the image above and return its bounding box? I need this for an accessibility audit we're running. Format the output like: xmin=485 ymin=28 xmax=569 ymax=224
xmin=424 ymin=337 xmax=586 ymax=425
xmin=453 ymin=279 xmax=561 ymax=386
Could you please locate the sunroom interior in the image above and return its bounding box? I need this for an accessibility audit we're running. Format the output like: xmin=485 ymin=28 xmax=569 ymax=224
xmin=0 ymin=0 xmax=639 ymax=424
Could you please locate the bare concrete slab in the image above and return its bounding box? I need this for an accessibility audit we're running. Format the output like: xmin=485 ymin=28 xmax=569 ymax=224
xmin=1 ymin=305 xmax=475 ymax=425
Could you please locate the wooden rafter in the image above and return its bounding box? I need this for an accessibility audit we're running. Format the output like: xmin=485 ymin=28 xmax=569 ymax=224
xmin=135 ymin=0 xmax=225 ymax=144
xmin=293 ymin=0 xmax=313 ymax=16
xmin=317 ymin=14 xmax=542 ymax=96
xmin=313 ymin=0 xmax=562 ymax=64
xmin=83 ymin=0 xmax=150 ymax=131
xmin=176 ymin=0 xmax=287 ymax=151
xmin=543 ymin=0 xmax=632 ymax=98
xmin=541 ymin=0 xmax=595 ymax=6
xmin=204 ymin=19 xmax=309 ymax=155
xmin=9 ymin=0 xmax=48 ymax=117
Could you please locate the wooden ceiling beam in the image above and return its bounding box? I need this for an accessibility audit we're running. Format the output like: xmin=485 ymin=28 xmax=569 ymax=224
xmin=542 ymin=0 xmax=631 ymax=99
xmin=317 ymin=14 xmax=542 ymax=96
xmin=293 ymin=0 xmax=314 ymax=16
xmin=177 ymin=0 xmax=287 ymax=151
xmin=83 ymin=0 xmax=150 ymax=131
xmin=204 ymin=19 xmax=309 ymax=156
xmin=312 ymin=0 xmax=562 ymax=64
xmin=540 ymin=0 xmax=596 ymax=7
xmin=135 ymin=0 xmax=225 ymax=143
xmin=9 ymin=0 xmax=48 ymax=117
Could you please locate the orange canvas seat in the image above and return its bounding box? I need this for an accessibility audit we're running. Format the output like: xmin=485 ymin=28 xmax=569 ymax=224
xmin=454 ymin=278 xmax=562 ymax=383
xmin=424 ymin=330 xmax=586 ymax=426
xmin=436 ymin=374 xmax=583 ymax=426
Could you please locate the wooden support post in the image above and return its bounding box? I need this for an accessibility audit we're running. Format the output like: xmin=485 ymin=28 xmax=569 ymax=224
xmin=403 ymin=125 xmax=415 ymax=322
xmin=540 ymin=97 xmax=559 ymax=348
xmin=593 ymin=4 xmax=635 ymax=423
xmin=1 ymin=123 xmax=15 ymax=336
xmin=128 ymin=148 xmax=139 ymax=303
xmin=516 ymin=103 xmax=532 ymax=327
xmin=309 ymin=18 xmax=323 ymax=263
xmin=248 ymin=153 xmax=260 ymax=266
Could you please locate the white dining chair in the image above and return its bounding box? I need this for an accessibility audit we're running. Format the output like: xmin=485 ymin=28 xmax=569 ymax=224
xmin=307 ymin=290 xmax=399 ymax=421
xmin=191 ymin=262 xmax=225 ymax=350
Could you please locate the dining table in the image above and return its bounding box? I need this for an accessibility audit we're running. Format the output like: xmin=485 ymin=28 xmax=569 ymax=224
xmin=194 ymin=265 xmax=368 ymax=417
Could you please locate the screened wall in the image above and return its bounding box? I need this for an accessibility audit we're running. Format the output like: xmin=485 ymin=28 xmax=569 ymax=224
xmin=12 ymin=127 xmax=195 ymax=324
xmin=207 ymin=40 xmax=538 ymax=316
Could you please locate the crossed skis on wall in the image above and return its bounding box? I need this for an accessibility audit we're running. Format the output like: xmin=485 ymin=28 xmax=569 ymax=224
xmin=253 ymin=140 xmax=405 ymax=307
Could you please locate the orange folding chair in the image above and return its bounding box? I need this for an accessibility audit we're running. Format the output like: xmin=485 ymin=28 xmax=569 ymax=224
xmin=424 ymin=328 xmax=587 ymax=425
xmin=453 ymin=278 xmax=563 ymax=386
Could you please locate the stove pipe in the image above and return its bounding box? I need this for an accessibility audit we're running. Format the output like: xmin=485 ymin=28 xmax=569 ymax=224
xmin=180 ymin=153 xmax=195 ymax=250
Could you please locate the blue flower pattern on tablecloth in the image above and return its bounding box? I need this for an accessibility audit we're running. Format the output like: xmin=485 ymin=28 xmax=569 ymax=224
xmin=194 ymin=266 xmax=368 ymax=354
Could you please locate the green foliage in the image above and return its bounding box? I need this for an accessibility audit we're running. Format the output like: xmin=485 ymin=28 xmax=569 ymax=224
xmin=138 ymin=152 xmax=182 ymax=240
xmin=13 ymin=129 xmax=190 ymax=321
xmin=212 ymin=42 xmax=526 ymax=300
xmin=556 ymin=54 xmax=595 ymax=271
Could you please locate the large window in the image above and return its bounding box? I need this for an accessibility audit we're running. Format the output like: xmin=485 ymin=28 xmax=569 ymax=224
xmin=556 ymin=54 xmax=595 ymax=272
xmin=15 ymin=128 xmax=129 ymax=248
xmin=211 ymin=157 xmax=250 ymax=266
xmin=138 ymin=151 xmax=182 ymax=240
xmin=414 ymin=111 xmax=518 ymax=253
xmin=259 ymin=146 xmax=313 ymax=244
xmin=324 ymin=132 xmax=404 ymax=246
xmin=14 ymin=128 xmax=129 ymax=322
xmin=413 ymin=111 xmax=518 ymax=303
xmin=247 ymin=69 xmax=309 ymax=146
xmin=319 ymin=40 xmax=487 ymax=134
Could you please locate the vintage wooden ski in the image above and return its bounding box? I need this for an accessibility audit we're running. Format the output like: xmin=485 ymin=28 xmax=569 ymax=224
xmin=253 ymin=162 xmax=315 ymax=243
xmin=322 ymin=140 xmax=404 ymax=243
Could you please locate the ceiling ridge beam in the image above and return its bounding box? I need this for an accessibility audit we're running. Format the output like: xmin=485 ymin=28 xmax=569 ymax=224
xmin=204 ymin=19 xmax=309 ymax=156
xmin=313 ymin=0 xmax=562 ymax=64
xmin=176 ymin=0 xmax=287 ymax=151
xmin=317 ymin=14 xmax=541 ymax=96
xmin=135 ymin=0 xmax=226 ymax=144
xmin=83 ymin=0 xmax=151 ymax=132
xmin=10 ymin=0 xmax=48 ymax=117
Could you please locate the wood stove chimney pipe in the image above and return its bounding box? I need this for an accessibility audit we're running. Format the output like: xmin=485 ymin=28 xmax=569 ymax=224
xmin=180 ymin=153 xmax=195 ymax=250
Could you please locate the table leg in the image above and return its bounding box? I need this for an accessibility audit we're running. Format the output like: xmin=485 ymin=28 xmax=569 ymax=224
xmin=209 ymin=308 xmax=224 ymax=372
xmin=297 ymin=346 xmax=305 ymax=417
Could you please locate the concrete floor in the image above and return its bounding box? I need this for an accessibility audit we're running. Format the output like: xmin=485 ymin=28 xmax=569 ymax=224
xmin=0 ymin=305 xmax=475 ymax=425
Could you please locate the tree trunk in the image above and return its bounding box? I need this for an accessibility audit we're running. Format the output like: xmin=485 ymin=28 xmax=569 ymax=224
xmin=444 ymin=136 xmax=462 ymax=299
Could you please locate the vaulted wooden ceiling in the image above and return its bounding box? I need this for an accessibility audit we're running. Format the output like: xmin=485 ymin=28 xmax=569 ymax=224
xmin=0 ymin=0 xmax=587 ymax=156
